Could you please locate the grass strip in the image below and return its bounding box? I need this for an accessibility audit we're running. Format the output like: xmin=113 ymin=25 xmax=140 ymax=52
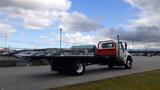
xmin=49 ymin=69 xmax=160 ymax=90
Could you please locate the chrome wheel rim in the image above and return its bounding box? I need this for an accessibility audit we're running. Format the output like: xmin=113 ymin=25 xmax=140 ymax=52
xmin=127 ymin=60 xmax=132 ymax=67
xmin=76 ymin=63 xmax=83 ymax=73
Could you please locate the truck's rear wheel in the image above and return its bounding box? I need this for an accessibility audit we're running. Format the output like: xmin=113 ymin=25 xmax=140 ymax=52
xmin=108 ymin=64 xmax=114 ymax=69
xmin=70 ymin=61 xmax=85 ymax=76
xmin=57 ymin=69 xmax=66 ymax=74
xmin=125 ymin=58 xmax=132 ymax=69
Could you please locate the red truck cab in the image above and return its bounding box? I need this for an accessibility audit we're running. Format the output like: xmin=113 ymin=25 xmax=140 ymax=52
xmin=96 ymin=40 xmax=117 ymax=57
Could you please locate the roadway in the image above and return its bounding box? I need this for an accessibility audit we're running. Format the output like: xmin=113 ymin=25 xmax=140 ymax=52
xmin=0 ymin=56 xmax=160 ymax=90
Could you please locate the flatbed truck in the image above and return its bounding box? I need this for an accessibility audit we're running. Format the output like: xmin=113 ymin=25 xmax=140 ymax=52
xmin=28 ymin=36 xmax=133 ymax=75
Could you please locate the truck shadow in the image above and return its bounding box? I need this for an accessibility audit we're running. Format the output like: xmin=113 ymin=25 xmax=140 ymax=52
xmin=85 ymin=66 xmax=128 ymax=75
xmin=27 ymin=66 xmax=128 ymax=80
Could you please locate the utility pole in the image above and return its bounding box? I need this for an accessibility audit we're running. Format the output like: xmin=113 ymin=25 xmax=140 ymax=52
xmin=60 ymin=29 xmax=62 ymax=49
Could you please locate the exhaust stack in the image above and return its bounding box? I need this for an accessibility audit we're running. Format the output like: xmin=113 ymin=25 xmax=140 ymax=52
xmin=117 ymin=35 xmax=120 ymax=60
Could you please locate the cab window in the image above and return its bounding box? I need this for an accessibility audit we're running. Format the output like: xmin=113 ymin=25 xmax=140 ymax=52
xmin=119 ymin=42 xmax=124 ymax=52
xmin=100 ymin=43 xmax=114 ymax=49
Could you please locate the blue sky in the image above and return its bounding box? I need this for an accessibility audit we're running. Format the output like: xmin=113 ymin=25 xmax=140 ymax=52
xmin=0 ymin=0 xmax=160 ymax=49
xmin=71 ymin=0 xmax=136 ymax=27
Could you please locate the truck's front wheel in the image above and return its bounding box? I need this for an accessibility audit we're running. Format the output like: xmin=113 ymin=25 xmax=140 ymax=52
xmin=125 ymin=57 xmax=132 ymax=69
xmin=70 ymin=61 xmax=85 ymax=76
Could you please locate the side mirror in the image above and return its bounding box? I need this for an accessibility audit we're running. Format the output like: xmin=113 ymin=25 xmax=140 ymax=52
xmin=125 ymin=42 xmax=127 ymax=50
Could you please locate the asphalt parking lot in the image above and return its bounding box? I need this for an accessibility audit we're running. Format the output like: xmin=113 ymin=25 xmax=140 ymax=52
xmin=0 ymin=56 xmax=160 ymax=90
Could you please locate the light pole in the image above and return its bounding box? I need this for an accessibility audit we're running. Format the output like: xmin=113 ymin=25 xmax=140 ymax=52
xmin=132 ymin=40 xmax=134 ymax=50
xmin=60 ymin=29 xmax=62 ymax=49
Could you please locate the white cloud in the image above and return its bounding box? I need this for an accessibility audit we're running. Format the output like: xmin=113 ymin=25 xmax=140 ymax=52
xmin=0 ymin=0 xmax=71 ymax=30
xmin=61 ymin=32 xmax=110 ymax=46
xmin=0 ymin=0 xmax=100 ymax=32
xmin=39 ymin=35 xmax=48 ymax=39
xmin=0 ymin=0 xmax=71 ymax=11
xmin=103 ymin=26 xmax=160 ymax=42
xmin=63 ymin=32 xmax=97 ymax=45
xmin=59 ymin=12 xmax=102 ymax=32
xmin=104 ymin=0 xmax=160 ymax=49
xmin=0 ymin=0 xmax=104 ymax=48
xmin=0 ymin=23 xmax=16 ymax=35
xmin=39 ymin=35 xmax=55 ymax=45
xmin=125 ymin=0 xmax=160 ymax=27
xmin=23 ymin=11 xmax=52 ymax=30
xmin=125 ymin=0 xmax=160 ymax=12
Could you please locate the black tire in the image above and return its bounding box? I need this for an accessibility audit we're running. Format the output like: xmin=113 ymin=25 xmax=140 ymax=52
xmin=108 ymin=64 xmax=114 ymax=69
xmin=125 ymin=57 xmax=132 ymax=69
xmin=70 ymin=61 xmax=85 ymax=76
xmin=57 ymin=69 xmax=65 ymax=74
xmin=51 ymin=62 xmax=67 ymax=74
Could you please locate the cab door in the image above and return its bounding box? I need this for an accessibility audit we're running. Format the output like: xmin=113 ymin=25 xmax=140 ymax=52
xmin=119 ymin=42 xmax=125 ymax=61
